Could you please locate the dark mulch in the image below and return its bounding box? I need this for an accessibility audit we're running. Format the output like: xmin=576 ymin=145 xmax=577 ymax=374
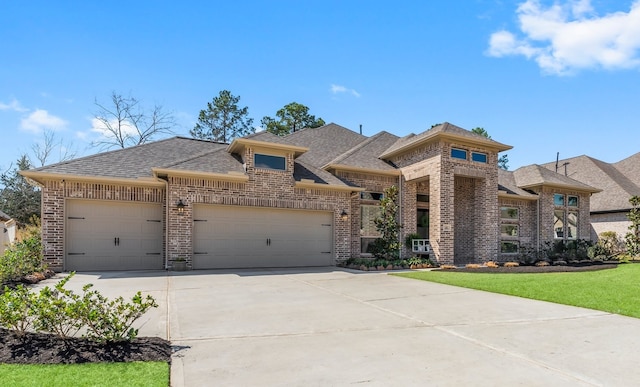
xmin=0 ymin=328 xmax=171 ymax=364
xmin=436 ymin=263 xmax=619 ymax=274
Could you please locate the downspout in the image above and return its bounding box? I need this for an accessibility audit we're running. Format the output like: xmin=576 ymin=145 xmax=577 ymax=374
xmin=536 ymin=194 xmax=540 ymax=256
xmin=398 ymin=177 xmax=403 ymax=259
xmin=156 ymin=174 xmax=170 ymax=270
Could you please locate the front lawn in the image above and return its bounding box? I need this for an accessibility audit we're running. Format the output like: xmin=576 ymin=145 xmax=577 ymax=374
xmin=0 ymin=361 xmax=169 ymax=387
xmin=395 ymin=263 xmax=640 ymax=318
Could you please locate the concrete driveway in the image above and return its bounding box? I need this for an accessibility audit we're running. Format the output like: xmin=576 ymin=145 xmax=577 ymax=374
xmin=52 ymin=268 xmax=640 ymax=386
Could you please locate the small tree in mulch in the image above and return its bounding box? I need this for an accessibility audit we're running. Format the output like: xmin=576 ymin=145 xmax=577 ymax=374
xmin=625 ymin=195 xmax=640 ymax=257
xmin=371 ymin=185 xmax=400 ymax=260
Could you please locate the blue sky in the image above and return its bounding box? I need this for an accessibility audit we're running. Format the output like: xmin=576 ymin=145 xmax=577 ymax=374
xmin=1 ymin=0 xmax=639 ymax=174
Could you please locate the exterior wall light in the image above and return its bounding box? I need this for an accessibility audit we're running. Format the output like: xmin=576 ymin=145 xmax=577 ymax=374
xmin=176 ymin=199 xmax=187 ymax=214
xmin=340 ymin=209 xmax=348 ymax=221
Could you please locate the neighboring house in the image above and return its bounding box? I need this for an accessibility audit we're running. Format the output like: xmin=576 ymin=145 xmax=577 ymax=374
xmin=541 ymin=153 xmax=640 ymax=240
xmin=22 ymin=122 xmax=599 ymax=272
xmin=1 ymin=210 xmax=17 ymax=254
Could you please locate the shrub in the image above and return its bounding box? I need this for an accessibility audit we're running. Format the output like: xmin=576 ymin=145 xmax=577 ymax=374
xmin=504 ymin=262 xmax=519 ymax=267
xmin=75 ymin=284 xmax=158 ymax=343
xmin=465 ymin=264 xmax=481 ymax=269
xmin=372 ymin=186 xmax=400 ymax=260
xmin=0 ymin=273 xmax=157 ymax=343
xmin=486 ymin=261 xmax=499 ymax=268
xmin=0 ymin=285 xmax=36 ymax=335
xmin=32 ymin=275 xmax=83 ymax=338
xmin=440 ymin=265 xmax=456 ymax=270
xmin=0 ymin=227 xmax=45 ymax=284
xmin=535 ymin=261 xmax=550 ymax=267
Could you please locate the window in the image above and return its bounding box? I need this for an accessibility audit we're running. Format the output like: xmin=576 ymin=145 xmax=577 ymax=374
xmin=471 ymin=152 xmax=487 ymax=163
xmin=451 ymin=148 xmax=467 ymax=160
xmin=500 ymin=207 xmax=519 ymax=220
xmin=568 ymin=195 xmax=578 ymax=207
xmin=554 ymin=194 xmax=565 ymax=206
xmin=416 ymin=194 xmax=430 ymax=203
xmin=254 ymin=154 xmax=286 ymax=170
xmin=361 ymin=192 xmax=384 ymax=201
xmin=554 ymin=210 xmax=565 ymax=238
xmin=567 ymin=211 xmax=578 ymax=239
xmin=501 ymin=224 xmax=519 ymax=237
xmin=501 ymin=241 xmax=519 ymax=254
xmin=361 ymin=204 xmax=381 ymax=253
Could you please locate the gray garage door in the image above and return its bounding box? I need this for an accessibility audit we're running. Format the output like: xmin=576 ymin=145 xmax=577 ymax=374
xmin=66 ymin=200 xmax=163 ymax=271
xmin=192 ymin=205 xmax=333 ymax=269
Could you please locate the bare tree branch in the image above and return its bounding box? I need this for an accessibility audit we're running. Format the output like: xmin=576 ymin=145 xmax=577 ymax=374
xmin=31 ymin=129 xmax=77 ymax=167
xmin=92 ymin=91 xmax=175 ymax=150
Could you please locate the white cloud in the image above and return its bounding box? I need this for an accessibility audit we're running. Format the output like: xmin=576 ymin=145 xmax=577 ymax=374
xmin=487 ymin=0 xmax=640 ymax=75
xmin=89 ymin=117 xmax=137 ymax=139
xmin=330 ymin=84 xmax=361 ymax=97
xmin=20 ymin=109 xmax=68 ymax=133
xmin=0 ymin=98 xmax=28 ymax=112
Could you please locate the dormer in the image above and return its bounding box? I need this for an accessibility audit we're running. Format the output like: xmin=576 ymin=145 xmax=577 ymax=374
xmin=227 ymin=135 xmax=308 ymax=174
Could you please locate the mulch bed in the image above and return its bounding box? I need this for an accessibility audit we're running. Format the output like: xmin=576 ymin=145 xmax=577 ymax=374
xmin=1 ymin=271 xmax=171 ymax=365
xmin=435 ymin=263 xmax=619 ymax=273
xmin=0 ymin=328 xmax=171 ymax=364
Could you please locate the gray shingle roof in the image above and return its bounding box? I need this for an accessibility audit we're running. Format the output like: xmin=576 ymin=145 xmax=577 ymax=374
xmin=325 ymin=131 xmax=399 ymax=171
xmin=541 ymin=153 xmax=640 ymax=212
xmin=165 ymin=147 xmax=245 ymax=174
xmin=497 ymin=169 xmax=538 ymax=199
xmin=513 ymin=164 xmax=600 ymax=192
xmin=293 ymin=160 xmax=356 ymax=187
xmin=285 ymin=123 xmax=367 ymax=167
xmin=30 ymin=137 xmax=225 ymax=179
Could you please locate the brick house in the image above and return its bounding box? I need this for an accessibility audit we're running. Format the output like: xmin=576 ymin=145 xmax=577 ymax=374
xmin=22 ymin=122 xmax=599 ymax=271
xmin=540 ymin=153 xmax=640 ymax=240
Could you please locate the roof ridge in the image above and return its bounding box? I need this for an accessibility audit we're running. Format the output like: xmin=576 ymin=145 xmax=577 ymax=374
xmin=325 ymin=132 xmax=386 ymax=166
xmin=161 ymin=146 xmax=228 ymax=169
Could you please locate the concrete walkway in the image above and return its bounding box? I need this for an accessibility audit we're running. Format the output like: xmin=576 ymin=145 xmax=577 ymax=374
xmin=54 ymin=268 xmax=640 ymax=386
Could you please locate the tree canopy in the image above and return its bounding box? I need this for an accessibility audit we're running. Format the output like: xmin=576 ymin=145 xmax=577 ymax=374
xmin=471 ymin=127 xmax=509 ymax=170
xmin=190 ymin=90 xmax=254 ymax=142
xmin=93 ymin=91 xmax=174 ymax=150
xmin=0 ymin=155 xmax=41 ymax=226
xmin=261 ymin=102 xmax=325 ymax=136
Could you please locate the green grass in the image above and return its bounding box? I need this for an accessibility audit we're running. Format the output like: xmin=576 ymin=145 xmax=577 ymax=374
xmin=394 ymin=263 xmax=640 ymax=318
xmin=0 ymin=361 xmax=169 ymax=387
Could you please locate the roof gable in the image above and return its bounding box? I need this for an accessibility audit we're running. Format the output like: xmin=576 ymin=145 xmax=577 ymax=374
xmin=513 ymin=164 xmax=600 ymax=193
xmin=380 ymin=122 xmax=512 ymax=159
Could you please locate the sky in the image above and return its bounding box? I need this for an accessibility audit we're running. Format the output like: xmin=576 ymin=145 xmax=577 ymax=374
xmin=1 ymin=0 xmax=639 ymax=175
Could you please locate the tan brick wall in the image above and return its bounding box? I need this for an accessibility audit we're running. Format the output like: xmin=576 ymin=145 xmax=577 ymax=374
xmin=591 ymin=212 xmax=631 ymax=241
xmin=390 ymin=140 xmax=500 ymax=265
xmin=167 ymin=147 xmax=352 ymax=266
xmin=39 ymin=179 xmax=165 ymax=271
xmin=335 ymin=171 xmax=399 ymax=258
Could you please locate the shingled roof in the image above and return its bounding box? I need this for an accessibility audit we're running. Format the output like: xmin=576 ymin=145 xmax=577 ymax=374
xmin=513 ymin=164 xmax=600 ymax=193
xmin=541 ymin=153 xmax=640 ymax=213
xmin=497 ymin=169 xmax=538 ymax=199
xmin=25 ymin=137 xmax=224 ymax=180
xmin=324 ymin=131 xmax=399 ymax=172
xmin=285 ymin=123 xmax=367 ymax=167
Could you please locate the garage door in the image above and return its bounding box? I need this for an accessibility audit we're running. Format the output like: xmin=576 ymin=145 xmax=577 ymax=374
xmin=66 ymin=200 xmax=163 ymax=271
xmin=192 ymin=205 xmax=333 ymax=269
